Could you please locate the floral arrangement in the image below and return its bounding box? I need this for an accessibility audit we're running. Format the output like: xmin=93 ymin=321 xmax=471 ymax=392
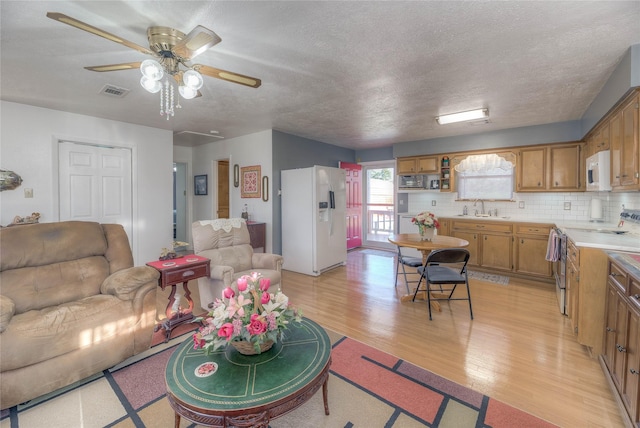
xmin=193 ymin=272 xmax=302 ymax=354
xmin=411 ymin=211 xmax=440 ymax=229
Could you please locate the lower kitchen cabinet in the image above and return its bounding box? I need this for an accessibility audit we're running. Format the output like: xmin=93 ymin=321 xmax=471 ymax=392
xmin=451 ymin=220 xmax=512 ymax=272
xmin=565 ymin=240 xmax=608 ymax=356
xmin=602 ymin=253 xmax=640 ymax=427
xmin=514 ymin=223 xmax=553 ymax=278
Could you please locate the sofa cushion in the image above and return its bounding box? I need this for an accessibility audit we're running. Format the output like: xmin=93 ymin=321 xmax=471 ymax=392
xmin=0 ymin=257 xmax=109 ymax=314
xmin=200 ymin=244 xmax=254 ymax=274
xmin=0 ymin=294 xmax=134 ymax=371
xmin=0 ymin=221 xmax=107 ymax=270
xmin=192 ymin=221 xmax=250 ymax=253
xmin=0 ymin=295 xmax=15 ymax=333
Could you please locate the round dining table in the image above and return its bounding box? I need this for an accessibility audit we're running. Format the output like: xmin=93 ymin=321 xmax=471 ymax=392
xmin=388 ymin=233 xmax=469 ymax=305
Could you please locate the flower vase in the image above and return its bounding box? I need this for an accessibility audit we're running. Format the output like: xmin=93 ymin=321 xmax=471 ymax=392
xmin=418 ymin=225 xmax=434 ymax=241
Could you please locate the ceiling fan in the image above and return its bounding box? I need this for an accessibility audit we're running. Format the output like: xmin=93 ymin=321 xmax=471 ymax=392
xmin=46 ymin=12 xmax=261 ymax=98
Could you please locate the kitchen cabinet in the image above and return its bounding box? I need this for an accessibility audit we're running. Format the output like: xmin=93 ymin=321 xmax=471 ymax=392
xmin=437 ymin=217 xmax=451 ymax=236
xmin=514 ymin=223 xmax=553 ymax=278
xmin=451 ymin=220 xmax=512 ymax=272
xmin=602 ymin=253 xmax=640 ymax=427
xmin=516 ymin=146 xmax=546 ymax=191
xmin=440 ymin=156 xmax=452 ymax=192
xmin=397 ymin=155 xmax=439 ymax=174
xmin=585 ymin=122 xmax=610 ymax=158
xmin=564 ymin=239 xmax=608 ymax=356
xmin=611 ymin=92 xmax=639 ymax=191
xmin=549 ymin=143 xmax=584 ymax=190
xmin=516 ymin=142 xmax=584 ymax=192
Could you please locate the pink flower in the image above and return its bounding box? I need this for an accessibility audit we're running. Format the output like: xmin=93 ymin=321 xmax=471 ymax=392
xmin=259 ymin=278 xmax=271 ymax=291
xmin=261 ymin=292 xmax=271 ymax=305
xmin=223 ymin=287 xmax=235 ymax=299
xmin=217 ymin=323 xmax=235 ymax=340
xmin=247 ymin=313 xmax=267 ymax=335
xmin=192 ymin=332 xmax=206 ymax=349
xmin=236 ymin=277 xmax=248 ymax=292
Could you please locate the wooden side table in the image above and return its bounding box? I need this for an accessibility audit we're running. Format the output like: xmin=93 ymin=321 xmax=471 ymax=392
xmin=146 ymin=255 xmax=210 ymax=342
xmin=246 ymin=221 xmax=266 ymax=252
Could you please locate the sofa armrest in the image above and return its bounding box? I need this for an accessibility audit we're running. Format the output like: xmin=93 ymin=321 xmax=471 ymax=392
xmin=0 ymin=295 xmax=15 ymax=333
xmin=252 ymin=253 xmax=284 ymax=271
xmin=210 ymin=264 xmax=234 ymax=286
xmin=101 ymin=266 xmax=160 ymax=300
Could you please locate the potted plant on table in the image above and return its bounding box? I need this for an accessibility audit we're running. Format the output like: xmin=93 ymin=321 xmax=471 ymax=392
xmin=193 ymin=272 xmax=302 ymax=355
xmin=411 ymin=211 xmax=440 ymax=241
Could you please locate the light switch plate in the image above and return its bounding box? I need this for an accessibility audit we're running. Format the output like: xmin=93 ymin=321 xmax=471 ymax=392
xmin=518 ymin=201 xmax=525 ymax=209
xmin=564 ymin=202 xmax=571 ymax=210
xmin=431 ymin=200 xmax=436 ymax=206
xmin=24 ymin=188 xmax=33 ymax=198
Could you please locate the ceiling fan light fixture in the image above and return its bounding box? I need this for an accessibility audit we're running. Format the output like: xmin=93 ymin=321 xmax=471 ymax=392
xmin=436 ymin=108 xmax=489 ymax=125
xmin=140 ymin=59 xmax=164 ymax=81
xmin=182 ymin=69 xmax=204 ymax=90
xmin=140 ymin=75 xmax=162 ymax=93
xmin=178 ymin=85 xmax=198 ymax=100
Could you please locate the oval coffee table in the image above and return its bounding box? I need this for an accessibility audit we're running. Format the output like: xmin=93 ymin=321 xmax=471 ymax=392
xmin=165 ymin=317 xmax=331 ymax=427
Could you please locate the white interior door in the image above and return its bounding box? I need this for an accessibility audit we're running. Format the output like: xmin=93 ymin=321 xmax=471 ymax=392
xmin=59 ymin=141 xmax=133 ymax=243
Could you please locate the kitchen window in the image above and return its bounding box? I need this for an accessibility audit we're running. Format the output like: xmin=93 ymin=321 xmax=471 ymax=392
xmin=455 ymin=153 xmax=515 ymax=200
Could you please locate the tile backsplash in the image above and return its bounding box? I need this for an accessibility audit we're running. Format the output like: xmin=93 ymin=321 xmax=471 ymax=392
xmin=406 ymin=191 xmax=640 ymax=223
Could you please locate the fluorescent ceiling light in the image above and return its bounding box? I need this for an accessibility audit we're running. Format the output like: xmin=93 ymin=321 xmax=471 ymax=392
xmin=436 ymin=108 xmax=489 ymax=125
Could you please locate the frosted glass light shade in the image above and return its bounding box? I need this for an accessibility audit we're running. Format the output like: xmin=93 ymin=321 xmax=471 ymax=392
xmin=182 ymin=69 xmax=204 ymax=90
xmin=179 ymin=85 xmax=198 ymax=99
xmin=436 ymin=108 xmax=489 ymax=125
xmin=140 ymin=59 xmax=164 ymax=81
xmin=140 ymin=76 xmax=162 ymax=93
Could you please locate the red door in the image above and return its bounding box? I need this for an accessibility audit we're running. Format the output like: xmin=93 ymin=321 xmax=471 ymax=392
xmin=340 ymin=162 xmax=362 ymax=250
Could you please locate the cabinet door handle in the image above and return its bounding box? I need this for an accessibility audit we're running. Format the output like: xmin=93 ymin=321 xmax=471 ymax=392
xmin=606 ymin=327 xmax=615 ymax=332
xmin=182 ymin=270 xmax=195 ymax=277
xmin=617 ymin=344 xmax=627 ymax=353
xmin=634 ymin=294 xmax=640 ymax=300
xmin=611 ymin=272 xmax=618 ymax=277
xmin=631 ymin=369 xmax=639 ymax=375
xmin=521 ymin=239 xmax=524 ymax=244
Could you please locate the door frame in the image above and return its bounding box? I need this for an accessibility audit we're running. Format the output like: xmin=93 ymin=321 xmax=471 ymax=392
xmin=361 ymin=160 xmax=396 ymax=250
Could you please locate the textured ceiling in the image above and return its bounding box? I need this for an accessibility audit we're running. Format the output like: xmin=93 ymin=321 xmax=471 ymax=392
xmin=1 ymin=1 xmax=639 ymax=149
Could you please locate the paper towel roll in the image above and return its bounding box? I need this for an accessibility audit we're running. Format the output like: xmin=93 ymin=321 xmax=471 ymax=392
xmin=590 ymin=198 xmax=603 ymax=220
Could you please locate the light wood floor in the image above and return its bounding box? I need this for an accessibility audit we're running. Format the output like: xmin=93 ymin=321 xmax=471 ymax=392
xmin=280 ymin=248 xmax=624 ymax=427
xmin=162 ymin=248 xmax=625 ymax=427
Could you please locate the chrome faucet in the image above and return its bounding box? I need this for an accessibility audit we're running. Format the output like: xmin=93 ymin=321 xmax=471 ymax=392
xmin=473 ymin=199 xmax=485 ymax=215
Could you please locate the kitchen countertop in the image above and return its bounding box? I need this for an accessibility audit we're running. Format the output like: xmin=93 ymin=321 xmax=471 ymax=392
xmin=401 ymin=213 xmax=640 ymax=253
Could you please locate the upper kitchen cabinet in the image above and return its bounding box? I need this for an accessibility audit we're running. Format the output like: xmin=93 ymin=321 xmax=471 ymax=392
xmin=516 ymin=142 xmax=584 ymax=192
xmin=549 ymin=143 xmax=584 ymax=191
xmin=611 ymin=91 xmax=639 ymax=191
xmin=397 ymin=155 xmax=439 ymax=174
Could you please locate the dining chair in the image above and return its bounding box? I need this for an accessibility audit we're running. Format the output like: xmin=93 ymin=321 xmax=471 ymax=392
xmin=395 ymin=246 xmax=423 ymax=294
xmin=413 ymin=248 xmax=473 ymax=320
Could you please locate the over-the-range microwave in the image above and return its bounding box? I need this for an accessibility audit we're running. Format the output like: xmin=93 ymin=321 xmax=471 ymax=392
xmin=586 ymin=150 xmax=611 ymax=191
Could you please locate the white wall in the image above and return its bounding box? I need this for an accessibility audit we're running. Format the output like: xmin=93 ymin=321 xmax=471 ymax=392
xmin=0 ymin=101 xmax=173 ymax=265
xmin=191 ymin=130 xmax=274 ymax=252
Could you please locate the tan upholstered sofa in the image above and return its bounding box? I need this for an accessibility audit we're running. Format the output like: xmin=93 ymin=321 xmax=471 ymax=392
xmin=0 ymin=221 xmax=159 ymax=409
xmin=192 ymin=219 xmax=283 ymax=310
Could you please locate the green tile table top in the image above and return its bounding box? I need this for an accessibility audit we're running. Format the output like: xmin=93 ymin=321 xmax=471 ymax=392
xmin=165 ymin=317 xmax=331 ymax=425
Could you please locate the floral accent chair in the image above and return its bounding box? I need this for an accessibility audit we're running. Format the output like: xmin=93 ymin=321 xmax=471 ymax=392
xmin=192 ymin=219 xmax=283 ymax=311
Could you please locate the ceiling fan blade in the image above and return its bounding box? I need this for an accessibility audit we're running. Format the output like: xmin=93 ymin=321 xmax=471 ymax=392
xmin=47 ymin=12 xmax=153 ymax=56
xmin=194 ymin=65 xmax=261 ymax=88
xmin=85 ymin=62 xmax=142 ymax=72
xmin=172 ymin=25 xmax=221 ymax=60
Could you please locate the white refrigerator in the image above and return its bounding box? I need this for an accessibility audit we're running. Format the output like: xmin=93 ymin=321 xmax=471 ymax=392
xmin=281 ymin=166 xmax=347 ymax=276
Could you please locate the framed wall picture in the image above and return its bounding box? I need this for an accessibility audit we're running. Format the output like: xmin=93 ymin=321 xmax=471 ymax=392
xmin=241 ymin=165 xmax=261 ymax=198
xmin=194 ymin=174 xmax=208 ymax=195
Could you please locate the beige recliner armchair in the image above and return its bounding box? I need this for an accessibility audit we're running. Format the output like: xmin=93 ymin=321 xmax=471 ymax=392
xmin=192 ymin=219 xmax=283 ymax=310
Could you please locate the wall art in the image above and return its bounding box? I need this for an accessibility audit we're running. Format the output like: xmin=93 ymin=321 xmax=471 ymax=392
xmin=241 ymin=165 xmax=261 ymax=198
xmin=194 ymin=174 xmax=208 ymax=195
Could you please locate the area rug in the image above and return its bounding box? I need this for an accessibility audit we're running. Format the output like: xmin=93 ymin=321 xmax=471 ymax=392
xmin=1 ymin=326 xmax=554 ymax=428
xmin=467 ymin=270 xmax=510 ymax=285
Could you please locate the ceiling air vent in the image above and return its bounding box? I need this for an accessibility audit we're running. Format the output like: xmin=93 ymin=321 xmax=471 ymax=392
xmin=100 ymin=84 xmax=130 ymax=98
